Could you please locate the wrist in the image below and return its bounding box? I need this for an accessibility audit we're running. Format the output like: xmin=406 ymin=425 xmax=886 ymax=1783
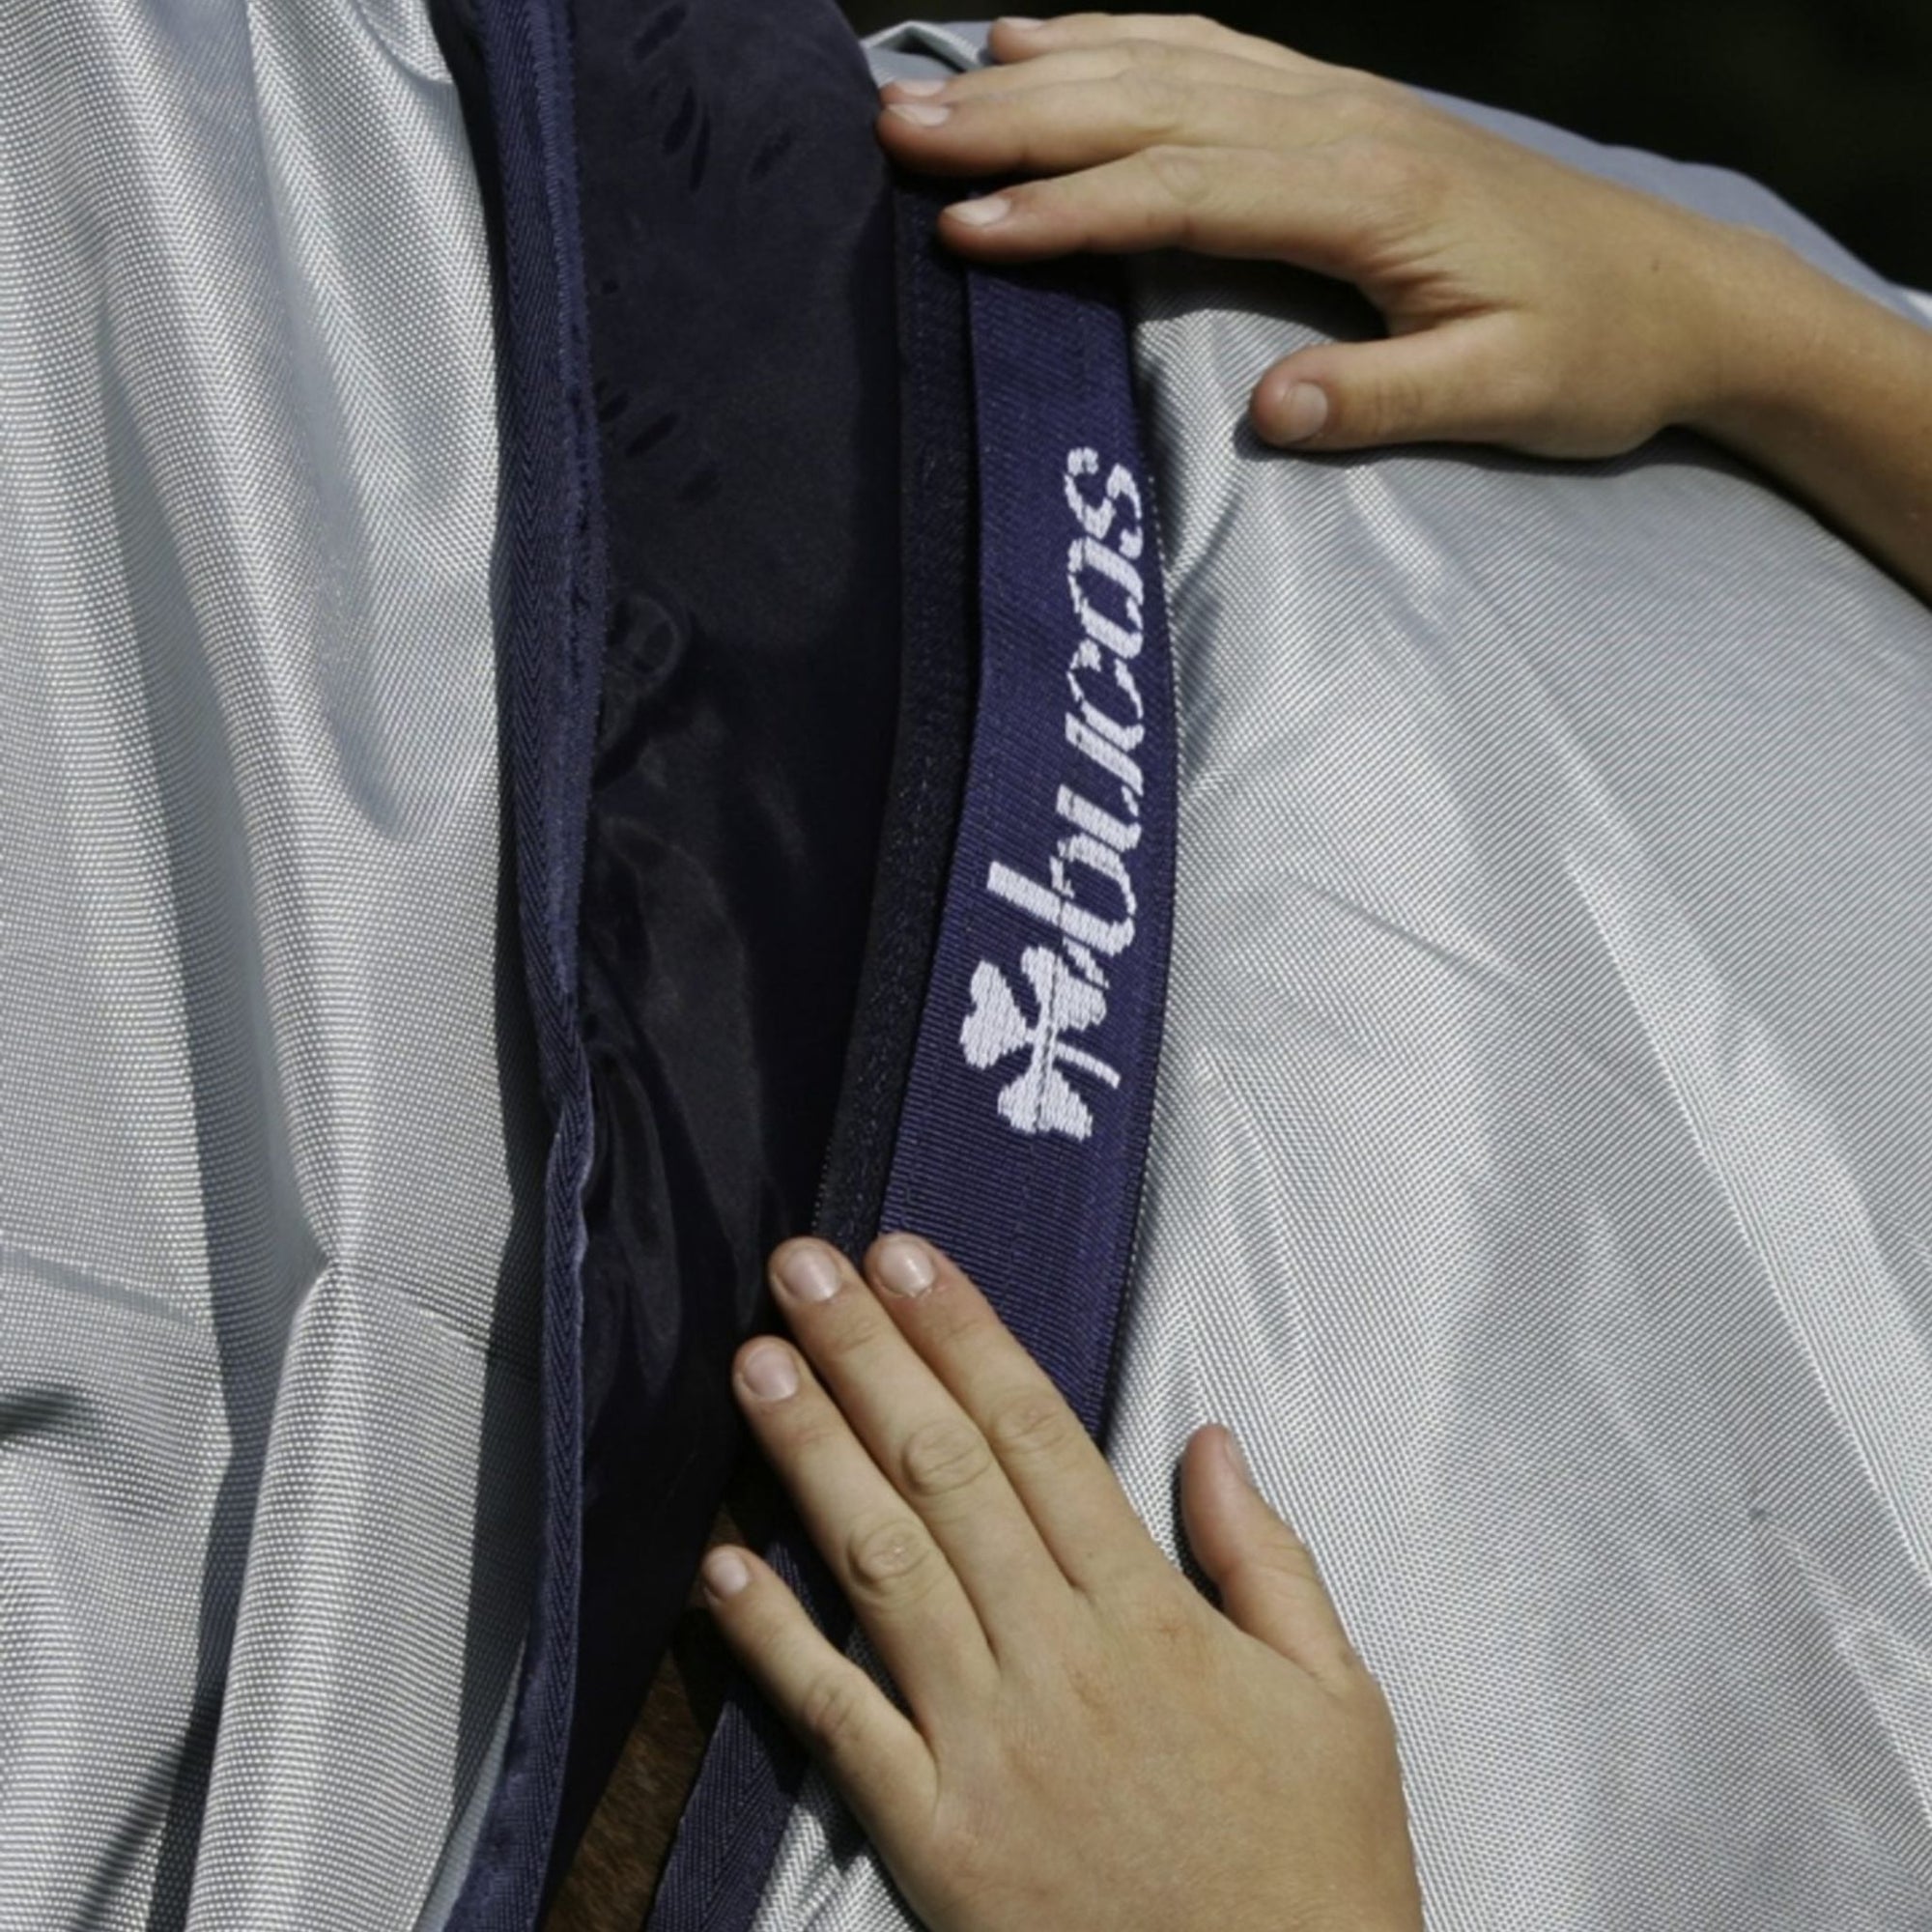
xmin=1662 ymin=221 xmax=1932 ymax=599
xmin=1672 ymin=224 xmax=1849 ymax=450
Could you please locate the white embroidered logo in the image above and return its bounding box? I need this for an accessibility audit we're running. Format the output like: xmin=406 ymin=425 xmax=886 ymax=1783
xmin=958 ymin=444 xmax=1149 ymax=1142
xmin=961 ymin=947 xmax=1122 ymax=1140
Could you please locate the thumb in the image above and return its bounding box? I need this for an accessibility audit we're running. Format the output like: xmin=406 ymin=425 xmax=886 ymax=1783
xmin=1179 ymin=1425 xmax=1364 ymax=1688
xmin=1250 ymin=315 xmax=1534 ymax=452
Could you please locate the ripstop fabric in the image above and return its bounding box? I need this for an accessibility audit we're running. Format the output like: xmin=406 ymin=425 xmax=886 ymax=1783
xmin=0 ymin=1 xmax=541 ymax=1926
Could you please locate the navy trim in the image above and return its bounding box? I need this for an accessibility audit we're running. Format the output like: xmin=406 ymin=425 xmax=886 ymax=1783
xmin=444 ymin=0 xmax=607 ymax=1921
xmin=649 ymin=195 xmax=1179 ymax=1932
xmin=884 ymin=256 xmax=1177 ymax=1422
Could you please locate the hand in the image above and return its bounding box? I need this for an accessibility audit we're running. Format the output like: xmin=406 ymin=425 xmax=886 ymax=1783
xmin=870 ymin=14 xmax=1787 ymax=458
xmin=874 ymin=13 xmax=1932 ymax=601
xmin=699 ymin=1234 xmax=1426 ymax=1932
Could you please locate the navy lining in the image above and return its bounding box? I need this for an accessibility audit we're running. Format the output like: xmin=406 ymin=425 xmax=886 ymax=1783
xmin=558 ymin=0 xmax=902 ymax=1882
xmin=429 ymin=0 xmax=912 ymax=1911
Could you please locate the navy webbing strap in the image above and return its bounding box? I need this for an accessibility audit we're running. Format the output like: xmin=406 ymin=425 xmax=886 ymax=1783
xmin=881 ymin=254 xmax=1178 ymax=1416
xmin=648 ymin=192 xmax=1178 ymax=1932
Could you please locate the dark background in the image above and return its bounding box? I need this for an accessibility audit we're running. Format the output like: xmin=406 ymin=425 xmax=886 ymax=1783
xmin=841 ymin=0 xmax=1931 ymax=291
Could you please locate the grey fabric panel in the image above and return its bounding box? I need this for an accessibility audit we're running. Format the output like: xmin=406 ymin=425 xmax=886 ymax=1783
xmin=1104 ymin=289 xmax=1932 ymax=1931
xmin=767 ymin=30 xmax=1932 ymax=1932
xmin=0 ymin=3 xmax=537 ymax=1927
xmin=864 ymin=17 xmax=989 ymax=77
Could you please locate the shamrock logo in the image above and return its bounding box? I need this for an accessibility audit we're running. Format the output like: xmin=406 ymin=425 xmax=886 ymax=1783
xmin=960 ymin=945 xmax=1121 ymax=1141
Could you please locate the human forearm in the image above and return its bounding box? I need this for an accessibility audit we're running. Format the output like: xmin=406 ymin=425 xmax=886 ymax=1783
xmin=1686 ymin=230 xmax=1932 ymax=601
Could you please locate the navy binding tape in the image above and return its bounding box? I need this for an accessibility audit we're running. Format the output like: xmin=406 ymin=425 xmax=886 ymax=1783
xmin=649 ymin=208 xmax=1178 ymax=1932
xmin=880 ymin=258 xmax=1177 ymax=1422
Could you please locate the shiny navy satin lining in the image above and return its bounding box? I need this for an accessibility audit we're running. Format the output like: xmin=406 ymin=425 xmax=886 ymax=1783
xmin=648 ymin=200 xmax=1180 ymax=1932
xmin=557 ymin=0 xmax=901 ymax=1878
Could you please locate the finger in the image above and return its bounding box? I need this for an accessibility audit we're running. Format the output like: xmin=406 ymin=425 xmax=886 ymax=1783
xmin=767 ymin=1240 xmax=1070 ymax=1648
xmin=882 ymin=41 xmax=1335 ymax=111
xmin=988 ymin=12 xmax=1322 ymax=80
xmin=878 ymin=75 xmax=1349 ymax=182
xmin=733 ymin=1333 xmax=997 ymax=1715
xmin=1179 ymin=1426 xmax=1364 ymax=1690
xmin=863 ymin=1234 xmax=1163 ymax=1595
xmin=933 ymin=143 xmax=1396 ymax=282
xmin=1251 ymin=317 xmax=1546 ymax=451
xmin=700 ymin=1543 xmax=936 ymax=1834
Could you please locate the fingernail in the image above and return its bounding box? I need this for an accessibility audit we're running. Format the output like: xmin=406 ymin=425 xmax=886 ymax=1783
xmin=886 ymin=100 xmax=952 ymax=127
xmin=999 ymin=14 xmax=1043 ymax=27
xmin=947 ymin=195 xmax=1010 ymax=228
xmin=702 ymin=1548 xmax=752 ymax=1599
xmin=1272 ymin=383 xmax=1328 ymax=443
xmin=740 ymin=1342 xmax=800 ymax=1401
xmin=773 ymin=1241 xmax=841 ymax=1304
xmin=874 ymin=1234 xmax=937 ymax=1297
xmin=1220 ymin=1428 xmax=1252 ymax=1485
xmin=884 ymin=76 xmax=947 ymax=97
